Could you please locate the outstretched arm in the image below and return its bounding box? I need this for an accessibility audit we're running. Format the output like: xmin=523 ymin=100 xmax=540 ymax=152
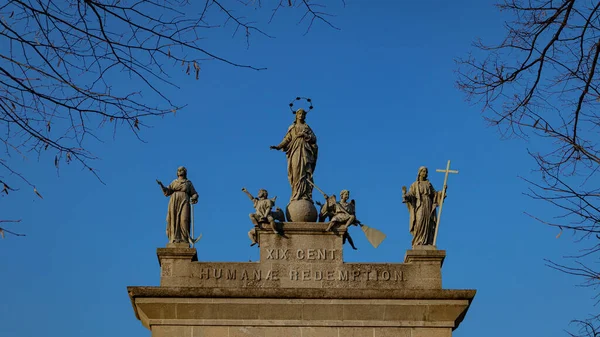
xmin=401 ymin=185 xmax=413 ymax=203
xmin=241 ymin=188 xmax=255 ymax=201
xmin=156 ymin=179 xmax=171 ymax=196
xmin=270 ymin=128 xmax=292 ymax=151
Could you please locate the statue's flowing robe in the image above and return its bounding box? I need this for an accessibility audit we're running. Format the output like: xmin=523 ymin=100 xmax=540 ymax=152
xmin=331 ymin=200 xmax=355 ymax=223
xmin=253 ymin=198 xmax=275 ymax=221
xmin=404 ymin=180 xmax=444 ymax=246
xmin=164 ymin=178 xmax=198 ymax=243
xmin=276 ymin=122 xmax=318 ymax=201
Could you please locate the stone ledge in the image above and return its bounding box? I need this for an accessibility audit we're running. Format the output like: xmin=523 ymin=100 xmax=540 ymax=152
xmin=147 ymin=318 xmax=455 ymax=327
xmin=258 ymin=222 xmax=347 ymax=235
xmin=128 ymin=288 xmax=475 ymax=331
xmin=151 ymin=326 xmax=454 ymax=337
xmin=128 ymin=286 xmax=475 ymax=300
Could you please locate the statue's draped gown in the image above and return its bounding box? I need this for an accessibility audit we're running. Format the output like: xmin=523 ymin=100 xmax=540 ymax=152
xmin=253 ymin=197 xmax=275 ymax=221
xmin=404 ymin=180 xmax=444 ymax=246
xmin=331 ymin=200 xmax=355 ymax=223
xmin=276 ymin=122 xmax=318 ymax=201
xmin=164 ymin=178 xmax=198 ymax=243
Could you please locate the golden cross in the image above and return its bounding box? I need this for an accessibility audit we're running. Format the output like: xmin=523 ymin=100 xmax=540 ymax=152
xmin=433 ymin=160 xmax=459 ymax=246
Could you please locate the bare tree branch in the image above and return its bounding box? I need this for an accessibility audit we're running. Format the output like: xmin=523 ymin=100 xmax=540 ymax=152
xmin=457 ymin=1 xmax=600 ymax=335
xmin=0 ymin=219 xmax=25 ymax=238
xmin=0 ymin=0 xmax=342 ymax=213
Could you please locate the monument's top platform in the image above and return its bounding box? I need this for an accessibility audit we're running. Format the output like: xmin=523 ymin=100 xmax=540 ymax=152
xmin=152 ymin=223 xmax=449 ymax=291
xmin=128 ymin=223 xmax=475 ymax=333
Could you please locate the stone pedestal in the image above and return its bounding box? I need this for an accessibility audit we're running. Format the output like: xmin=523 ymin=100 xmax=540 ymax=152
xmin=128 ymin=223 xmax=476 ymax=337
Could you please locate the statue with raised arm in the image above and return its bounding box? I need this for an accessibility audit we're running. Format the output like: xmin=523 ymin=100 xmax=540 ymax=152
xmin=242 ymin=188 xmax=284 ymax=246
xmin=270 ymin=108 xmax=318 ymax=202
xmin=316 ymin=190 xmax=358 ymax=250
xmin=402 ymin=166 xmax=447 ymax=247
xmin=156 ymin=166 xmax=198 ymax=245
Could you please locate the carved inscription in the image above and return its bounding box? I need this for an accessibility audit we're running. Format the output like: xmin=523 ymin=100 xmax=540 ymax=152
xmin=197 ymin=268 xmax=279 ymax=281
xmin=266 ymin=248 xmax=338 ymax=261
xmin=266 ymin=249 xmax=289 ymax=260
xmin=296 ymin=249 xmax=337 ymax=260
xmin=189 ymin=247 xmax=405 ymax=285
xmin=290 ymin=269 xmax=403 ymax=282
xmin=195 ymin=267 xmax=403 ymax=283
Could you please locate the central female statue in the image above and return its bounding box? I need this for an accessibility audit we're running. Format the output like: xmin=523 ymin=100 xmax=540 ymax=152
xmin=270 ymin=108 xmax=318 ymax=202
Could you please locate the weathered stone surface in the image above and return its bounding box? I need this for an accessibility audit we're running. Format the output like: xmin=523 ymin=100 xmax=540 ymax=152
xmin=158 ymin=261 xmax=428 ymax=289
xmin=404 ymin=246 xmax=446 ymax=267
xmin=128 ymin=287 xmax=476 ymax=300
xmin=286 ymin=200 xmax=318 ymax=222
xmin=129 ymin=295 xmax=474 ymax=328
xmin=130 ymin=222 xmax=475 ymax=337
xmin=154 ymin=326 xmax=440 ymax=337
xmin=258 ymin=222 xmax=345 ymax=262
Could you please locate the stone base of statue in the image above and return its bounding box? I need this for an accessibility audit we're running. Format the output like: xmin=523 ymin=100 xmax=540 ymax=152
xmin=128 ymin=222 xmax=476 ymax=337
xmin=285 ymin=199 xmax=318 ymax=222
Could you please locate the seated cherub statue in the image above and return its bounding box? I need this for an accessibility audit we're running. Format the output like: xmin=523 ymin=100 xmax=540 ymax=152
xmin=242 ymin=187 xmax=282 ymax=247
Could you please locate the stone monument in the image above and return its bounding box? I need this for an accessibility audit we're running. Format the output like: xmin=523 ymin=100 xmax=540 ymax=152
xmin=128 ymin=99 xmax=475 ymax=337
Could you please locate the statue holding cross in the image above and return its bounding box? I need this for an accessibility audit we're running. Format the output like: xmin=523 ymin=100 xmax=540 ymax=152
xmin=402 ymin=161 xmax=458 ymax=247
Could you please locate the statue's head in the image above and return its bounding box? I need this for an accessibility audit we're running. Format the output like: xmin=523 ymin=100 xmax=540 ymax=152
xmin=258 ymin=189 xmax=268 ymax=199
xmin=177 ymin=166 xmax=188 ymax=178
xmin=417 ymin=166 xmax=428 ymax=181
xmin=340 ymin=190 xmax=350 ymax=200
xmin=294 ymin=108 xmax=307 ymax=123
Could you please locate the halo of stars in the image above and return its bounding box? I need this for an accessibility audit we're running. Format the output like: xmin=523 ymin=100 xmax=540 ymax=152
xmin=289 ymin=97 xmax=313 ymax=114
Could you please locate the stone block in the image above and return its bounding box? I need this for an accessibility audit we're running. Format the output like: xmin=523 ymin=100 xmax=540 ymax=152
xmin=258 ymin=222 xmax=345 ymax=264
xmin=300 ymin=327 xmax=338 ymax=337
xmin=338 ymin=328 xmax=376 ymax=337
xmin=229 ymin=327 xmax=266 ymax=337
xmin=404 ymin=248 xmax=446 ymax=267
xmin=382 ymin=304 xmax=426 ymax=321
xmin=375 ymin=328 xmax=411 ymax=337
xmin=175 ymin=303 xmax=215 ymax=320
xmin=219 ymin=303 xmax=261 ymax=320
xmin=411 ymin=328 xmax=452 ymax=337
xmin=342 ymin=304 xmax=385 ymax=320
xmin=301 ymin=303 xmax=344 ymax=321
xmin=264 ymin=327 xmax=302 ymax=337
xmin=192 ymin=326 xmax=228 ymax=337
xmin=257 ymin=303 xmax=303 ymax=320
xmin=152 ymin=326 xmax=192 ymax=337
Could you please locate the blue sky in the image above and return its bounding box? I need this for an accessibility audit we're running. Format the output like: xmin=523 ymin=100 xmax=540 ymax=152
xmin=0 ymin=1 xmax=594 ymax=336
